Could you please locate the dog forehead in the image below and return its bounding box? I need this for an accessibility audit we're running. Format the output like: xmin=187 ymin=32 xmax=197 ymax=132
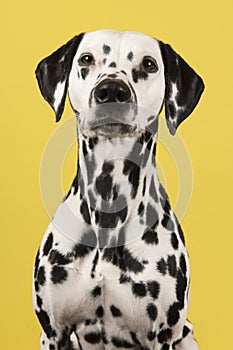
xmin=77 ymin=30 xmax=161 ymax=58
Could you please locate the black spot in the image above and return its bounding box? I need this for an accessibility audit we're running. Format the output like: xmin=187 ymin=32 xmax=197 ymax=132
xmin=146 ymin=303 xmax=157 ymax=321
xmin=102 ymin=58 xmax=107 ymax=64
xmin=167 ymin=255 xmax=177 ymax=278
xmin=34 ymin=249 xmax=40 ymax=278
xmin=171 ymin=232 xmax=179 ymax=250
xmin=113 ymin=185 xmax=118 ymax=200
xmin=109 ymin=62 xmax=117 ymax=68
xmin=149 ymin=177 xmax=158 ymax=201
xmin=74 ymin=243 xmax=90 ymax=258
xmin=161 ymin=213 xmax=174 ymax=231
xmin=85 ymin=318 xmax=97 ymax=326
xmin=147 ymin=281 xmax=160 ymax=299
xmin=43 ymin=233 xmax=53 ymax=256
xmin=158 ymin=328 xmax=172 ymax=343
xmin=121 ymin=70 xmax=127 ymax=75
xmin=82 ymin=140 xmax=88 ymax=157
xmin=147 ymin=330 xmax=156 ymax=341
xmin=34 ymin=281 xmax=39 ymax=292
xmin=63 ymin=188 xmax=71 ymax=201
xmin=81 ymin=67 xmax=89 ymax=80
xmin=138 ymin=202 xmax=144 ymax=215
xmin=37 ymin=266 xmax=46 ymax=285
xmin=96 ymin=173 xmax=113 ymax=200
xmin=176 ymin=270 xmax=187 ymax=307
xmin=102 ymin=161 xmax=114 ymax=173
xmin=147 ymin=138 xmax=153 ymax=151
xmin=179 ymin=254 xmax=187 ymax=275
xmin=183 ymin=325 xmax=190 ymax=338
xmin=177 ymin=223 xmax=185 ymax=245
xmin=122 ymin=247 xmax=145 ymax=273
xmin=152 ymin=143 xmax=157 ymax=156
xmin=117 ymin=228 xmax=126 ymax=246
xmin=132 ymin=68 xmax=148 ymax=83
xmin=36 ymin=294 xmax=43 ymax=308
xmin=167 ymin=302 xmax=182 ymax=327
xmin=157 ymin=258 xmax=167 ymax=275
xmin=51 ymin=265 xmax=68 ymax=284
xmin=49 ymin=345 xmax=55 ymax=350
xmin=91 ymin=250 xmax=99 ymax=277
xmin=84 ymin=332 xmax=101 ymax=344
xmin=80 ymin=200 xmax=91 ymax=224
xmin=146 ymin=203 xmax=159 ymax=228
xmin=103 ymin=246 xmax=145 ymax=273
xmin=102 ymin=247 xmax=118 ymax=267
xmin=127 ymin=52 xmax=133 ymax=61
xmin=130 ymin=332 xmax=141 ymax=345
xmin=132 ymin=282 xmax=147 ymax=297
xmin=96 ymin=205 xmax=128 ymax=229
xmin=101 ymin=330 xmax=108 ymax=345
xmin=71 ymin=173 xmax=79 ymax=195
xmin=91 ymin=286 xmax=101 ymax=297
xmin=48 ymin=250 xmax=72 ymax=265
xmin=88 ymin=137 xmax=98 ymax=150
xmin=57 ymin=329 xmax=70 ymax=348
xmin=103 ymin=44 xmax=111 ymax=55
xmin=159 ymin=184 xmax=167 ymax=203
xmin=80 ymin=230 xmax=97 ymax=248
xmin=112 ymin=336 xmax=134 ymax=348
xmin=161 ymin=344 xmax=170 ymax=350
xmin=95 ymin=305 xmax=104 ymax=318
xmin=110 ymin=305 xmax=122 ymax=317
xmin=142 ymin=229 xmax=159 ymax=245
xmin=36 ymin=309 xmax=56 ymax=339
xmin=102 ymin=198 xmax=127 ymax=230
xmin=123 ymin=160 xmax=140 ymax=199
xmin=163 ymin=199 xmax=171 ymax=215
xmin=119 ymin=274 xmax=131 ymax=284
xmin=95 ymin=211 xmax=99 ymax=224
xmin=132 ymin=69 xmax=138 ymax=83
xmin=142 ymin=177 xmax=146 ymax=196
xmin=167 ymin=100 xmax=176 ymax=118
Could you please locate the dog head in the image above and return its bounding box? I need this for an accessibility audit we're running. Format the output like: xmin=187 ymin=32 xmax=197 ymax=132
xmin=36 ymin=30 xmax=204 ymax=136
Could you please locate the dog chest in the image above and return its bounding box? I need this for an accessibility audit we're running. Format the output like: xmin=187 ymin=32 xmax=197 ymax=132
xmin=47 ymin=242 xmax=189 ymax=342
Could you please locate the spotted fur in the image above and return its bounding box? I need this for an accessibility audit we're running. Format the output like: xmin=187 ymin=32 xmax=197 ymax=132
xmin=34 ymin=30 xmax=204 ymax=350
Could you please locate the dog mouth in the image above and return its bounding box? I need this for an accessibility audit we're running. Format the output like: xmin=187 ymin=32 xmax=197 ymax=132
xmin=79 ymin=102 xmax=139 ymax=138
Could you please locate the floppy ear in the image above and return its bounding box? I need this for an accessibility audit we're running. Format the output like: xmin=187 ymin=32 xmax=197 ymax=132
xmin=35 ymin=33 xmax=84 ymax=122
xmin=159 ymin=41 xmax=204 ymax=135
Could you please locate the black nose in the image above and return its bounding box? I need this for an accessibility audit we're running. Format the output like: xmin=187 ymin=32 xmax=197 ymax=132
xmin=94 ymin=79 xmax=131 ymax=104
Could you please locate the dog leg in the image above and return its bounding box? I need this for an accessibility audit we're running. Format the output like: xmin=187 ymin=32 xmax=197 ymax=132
xmin=39 ymin=327 xmax=75 ymax=350
xmin=176 ymin=333 xmax=200 ymax=350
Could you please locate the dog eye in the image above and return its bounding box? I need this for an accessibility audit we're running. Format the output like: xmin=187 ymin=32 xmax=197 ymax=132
xmin=79 ymin=54 xmax=95 ymax=66
xmin=142 ymin=57 xmax=158 ymax=73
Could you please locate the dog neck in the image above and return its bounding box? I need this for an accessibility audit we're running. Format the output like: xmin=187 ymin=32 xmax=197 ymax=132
xmin=77 ymin=126 xmax=160 ymax=217
xmin=53 ymin=121 xmax=167 ymax=246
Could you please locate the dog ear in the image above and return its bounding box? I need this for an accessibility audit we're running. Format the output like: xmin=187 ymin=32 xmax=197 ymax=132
xmin=35 ymin=33 xmax=84 ymax=122
xmin=159 ymin=41 xmax=204 ymax=135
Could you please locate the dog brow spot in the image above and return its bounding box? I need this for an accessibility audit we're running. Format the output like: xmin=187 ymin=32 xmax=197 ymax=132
xmin=103 ymin=44 xmax=111 ymax=55
xmin=127 ymin=52 xmax=133 ymax=61
xmin=109 ymin=62 xmax=117 ymax=68
xmin=102 ymin=58 xmax=107 ymax=65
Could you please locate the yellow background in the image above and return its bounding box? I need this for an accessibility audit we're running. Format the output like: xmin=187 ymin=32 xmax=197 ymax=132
xmin=1 ymin=1 xmax=232 ymax=349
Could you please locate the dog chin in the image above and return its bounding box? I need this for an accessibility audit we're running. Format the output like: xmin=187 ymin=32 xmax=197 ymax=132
xmin=82 ymin=123 xmax=142 ymax=138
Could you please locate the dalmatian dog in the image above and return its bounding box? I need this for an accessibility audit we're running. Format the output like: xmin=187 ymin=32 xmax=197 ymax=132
xmin=33 ymin=30 xmax=204 ymax=350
